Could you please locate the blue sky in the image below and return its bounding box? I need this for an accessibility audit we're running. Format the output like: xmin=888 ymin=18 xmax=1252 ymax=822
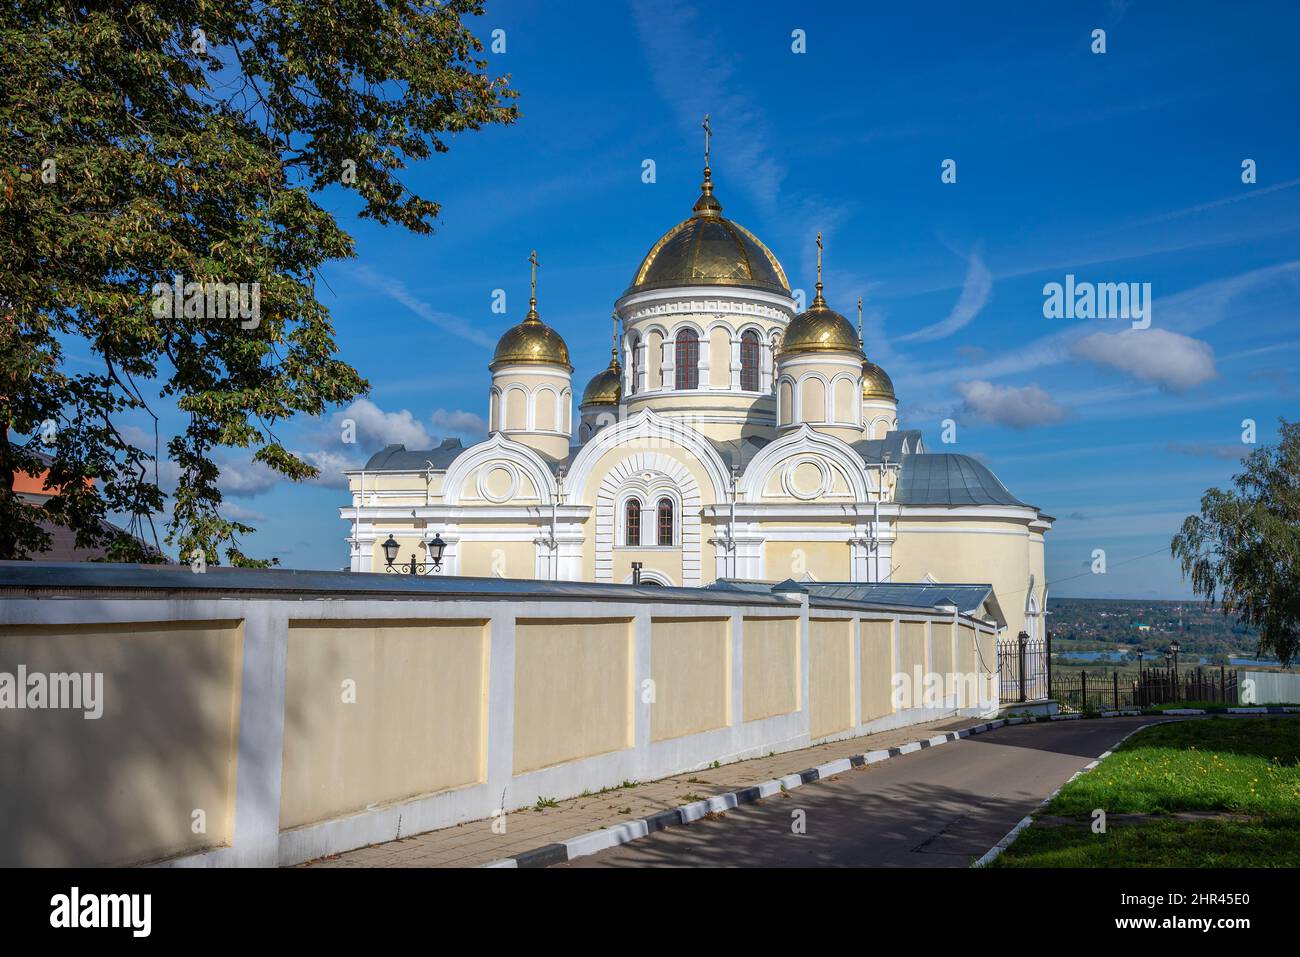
xmin=104 ymin=0 xmax=1300 ymax=596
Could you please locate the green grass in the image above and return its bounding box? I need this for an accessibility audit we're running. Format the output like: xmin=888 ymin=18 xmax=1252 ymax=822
xmin=992 ymin=717 xmax=1300 ymax=867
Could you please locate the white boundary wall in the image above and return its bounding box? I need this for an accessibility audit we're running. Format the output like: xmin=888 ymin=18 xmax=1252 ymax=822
xmin=0 ymin=587 xmax=997 ymax=867
xmin=1241 ymin=670 xmax=1300 ymax=705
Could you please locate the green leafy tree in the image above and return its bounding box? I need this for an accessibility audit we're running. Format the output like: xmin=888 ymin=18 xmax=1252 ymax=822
xmin=1 ymin=1 xmax=516 ymax=564
xmin=1171 ymin=419 xmax=1300 ymax=666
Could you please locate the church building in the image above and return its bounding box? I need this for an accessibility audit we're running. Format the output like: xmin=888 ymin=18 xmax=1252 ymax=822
xmin=340 ymin=129 xmax=1052 ymax=640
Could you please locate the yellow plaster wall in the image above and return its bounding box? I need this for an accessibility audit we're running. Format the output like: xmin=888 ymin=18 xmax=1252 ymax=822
xmin=709 ymin=327 xmax=731 ymax=388
xmin=459 ymin=540 xmax=535 ymax=579
xmin=860 ymin=618 xmax=895 ymax=722
xmin=650 ymin=617 xmax=731 ymax=742
xmin=512 ymin=618 xmax=633 ymax=773
xmin=742 ymin=617 xmax=800 ymax=722
xmin=899 ymin=620 xmax=927 ymax=683
xmin=764 ymin=540 xmax=850 ymax=582
xmin=892 ymin=523 xmax=1034 ymax=636
xmin=0 ymin=620 xmax=244 ymax=866
xmin=809 ymin=618 xmax=854 ymax=739
xmin=280 ymin=620 xmax=487 ymax=830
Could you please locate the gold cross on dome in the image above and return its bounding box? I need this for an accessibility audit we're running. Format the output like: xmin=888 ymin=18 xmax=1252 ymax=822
xmin=816 ymin=231 xmax=823 ymax=283
xmin=702 ymin=113 xmax=711 ymax=168
xmin=527 ymin=249 xmax=540 ymax=315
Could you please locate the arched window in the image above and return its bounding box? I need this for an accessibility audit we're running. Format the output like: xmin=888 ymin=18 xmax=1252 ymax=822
xmin=657 ymin=498 xmax=674 ymax=546
xmin=740 ymin=330 xmax=761 ymax=391
xmin=628 ymin=334 xmax=640 ymax=395
xmin=625 ymin=498 xmax=641 ymax=547
xmin=674 ymin=329 xmax=699 ymax=390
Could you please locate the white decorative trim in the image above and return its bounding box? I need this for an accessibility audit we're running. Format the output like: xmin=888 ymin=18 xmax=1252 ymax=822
xmin=781 ymin=456 xmax=832 ymax=501
xmin=476 ymin=462 xmax=521 ymax=504
xmin=594 ymin=452 xmax=703 ymax=586
xmin=738 ymin=424 xmax=870 ymax=503
xmin=441 ymin=433 xmax=558 ymax=506
xmin=567 ymin=407 xmax=730 ymax=505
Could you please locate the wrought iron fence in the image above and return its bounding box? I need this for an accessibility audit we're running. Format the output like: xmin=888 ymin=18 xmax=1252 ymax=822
xmin=996 ymin=632 xmax=1239 ymax=711
xmin=1051 ymin=666 xmax=1238 ymax=713
xmin=998 ymin=633 xmax=1049 ymax=703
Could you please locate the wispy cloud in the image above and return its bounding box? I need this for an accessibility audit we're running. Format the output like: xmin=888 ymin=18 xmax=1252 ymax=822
xmin=346 ymin=264 xmax=496 ymax=348
xmin=1105 ymin=177 xmax=1300 ymax=232
xmin=1166 ymin=441 xmax=1249 ymax=461
xmin=628 ymin=0 xmax=852 ymax=277
xmin=898 ymin=249 xmax=992 ymax=343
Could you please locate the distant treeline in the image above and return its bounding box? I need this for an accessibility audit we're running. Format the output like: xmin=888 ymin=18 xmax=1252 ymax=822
xmin=1047 ymin=597 xmax=1261 ymax=662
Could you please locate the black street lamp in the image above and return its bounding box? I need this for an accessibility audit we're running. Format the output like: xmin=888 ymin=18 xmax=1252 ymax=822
xmin=382 ymin=532 xmax=447 ymax=575
xmin=1136 ymin=649 xmax=1145 ymax=706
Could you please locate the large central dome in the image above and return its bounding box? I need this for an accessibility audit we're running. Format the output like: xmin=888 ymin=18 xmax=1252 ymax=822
xmin=626 ymin=169 xmax=790 ymax=296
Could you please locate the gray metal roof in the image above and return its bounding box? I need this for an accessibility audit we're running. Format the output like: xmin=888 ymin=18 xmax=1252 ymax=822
xmin=0 ymin=561 xmax=794 ymax=606
xmin=852 ymin=429 xmax=924 ymax=465
xmin=709 ymin=578 xmax=994 ymax=615
xmin=894 ymin=453 xmax=1029 ymax=508
xmin=362 ymin=438 xmax=466 ymax=471
xmin=705 ymin=435 xmax=772 ymax=472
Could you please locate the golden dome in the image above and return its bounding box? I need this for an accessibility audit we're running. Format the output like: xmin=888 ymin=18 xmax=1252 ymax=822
xmin=581 ymin=356 xmax=621 ymax=406
xmin=626 ymin=169 xmax=790 ymax=295
xmin=491 ymin=252 xmax=572 ymax=371
xmin=491 ymin=315 xmax=571 ymax=371
xmin=779 ymin=232 xmax=863 ymax=357
xmin=862 ymin=359 xmax=896 ymax=400
xmin=780 ymin=303 xmax=861 ymax=355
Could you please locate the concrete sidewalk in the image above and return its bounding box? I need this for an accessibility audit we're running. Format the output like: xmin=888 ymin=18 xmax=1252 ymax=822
xmin=300 ymin=715 xmax=986 ymax=868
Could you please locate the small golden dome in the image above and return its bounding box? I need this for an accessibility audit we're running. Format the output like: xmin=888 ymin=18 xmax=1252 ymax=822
xmin=491 ymin=251 xmax=572 ymax=371
xmin=581 ymin=356 xmax=621 ymax=406
xmin=491 ymin=315 xmax=572 ymax=371
xmin=627 ymin=168 xmax=790 ymax=295
xmin=779 ymin=232 xmax=863 ymax=357
xmin=779 ymin=303 xmax=862 ymax=355
xmin=862 ymin=359 xmax=896 ymax=400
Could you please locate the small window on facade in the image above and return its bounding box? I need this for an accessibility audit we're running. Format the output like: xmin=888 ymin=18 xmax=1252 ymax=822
xmin=625 ymin=498 xmax=641 ymax=546
xmin=674 ymin=329 xmax=699 ymax=390
xmin=740 ymin=330 xmax=761 ymax=391
xmin=657 ymin=497 xmax=674 ymax=546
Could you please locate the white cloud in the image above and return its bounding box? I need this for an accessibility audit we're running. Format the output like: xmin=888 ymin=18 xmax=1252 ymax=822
xmin=898 ymin=250 xmax=992 ymax=343
xmin=955 ymin=380 xmax=1069 ymax=430
xmin=215 ymin=456 xmax=278 ymax=497
xmin=430 ymin=408 xmax=486 ymax=440
xmin=1071 ymin=328 xmax=1217 ymax=392
xmin=295 ymin=449 xmax=358 ymax=490
xmin=222 ymin=502 xmax=268 ymax=523
xmin=331 ymin=398 xmax=433 ymax=450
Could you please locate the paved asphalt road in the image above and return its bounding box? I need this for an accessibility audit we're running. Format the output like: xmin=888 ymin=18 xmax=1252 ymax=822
xmin=560 ymin=716 xmax=1179 ymax=868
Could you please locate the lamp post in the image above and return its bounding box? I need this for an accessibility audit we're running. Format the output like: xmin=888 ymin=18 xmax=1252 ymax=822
xmin=381 ymin=532 xmax=446 ymax=575
xmin=1164 ymin=648 xmax=1175 ymax=702
xmin=1136 ymin=649 xmax=1144 ymax=707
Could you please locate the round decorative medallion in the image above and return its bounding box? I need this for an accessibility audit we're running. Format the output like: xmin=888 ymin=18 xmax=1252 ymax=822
xmin=781 ymin=457 xmax=831 ymax=501
xmin=478 ymin=463 xmax=520 ymax=503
